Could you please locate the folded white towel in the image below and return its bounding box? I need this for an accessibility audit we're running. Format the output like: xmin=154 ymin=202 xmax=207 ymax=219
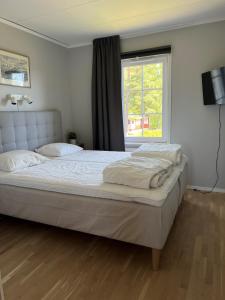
xmin=132 ymin=143 xmax=182 ymax=165
xmin=103 ymin=157 xmax=173 ymax=189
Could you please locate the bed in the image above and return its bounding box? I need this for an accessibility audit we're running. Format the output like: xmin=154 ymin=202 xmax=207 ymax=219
xmin=0 ymin=111 xmax=188 ymax=270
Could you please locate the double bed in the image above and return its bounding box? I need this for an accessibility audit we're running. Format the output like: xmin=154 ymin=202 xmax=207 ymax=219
xmin=0 ymin=111 xmax=188 ymax=270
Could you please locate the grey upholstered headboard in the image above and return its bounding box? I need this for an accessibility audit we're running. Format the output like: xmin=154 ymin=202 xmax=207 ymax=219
xmin=0 ymin=111 xmax=62 ymax=153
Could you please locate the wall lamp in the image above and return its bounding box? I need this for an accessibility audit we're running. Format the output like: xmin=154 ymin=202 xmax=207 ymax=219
xmin=6 ymin=94 xmax=33 ymax=105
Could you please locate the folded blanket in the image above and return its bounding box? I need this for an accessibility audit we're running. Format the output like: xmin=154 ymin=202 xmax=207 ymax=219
xmin=103 ymin=157 xmax=173 ymax=189
xmin=132 ymin=143 xmax=182 ymax=165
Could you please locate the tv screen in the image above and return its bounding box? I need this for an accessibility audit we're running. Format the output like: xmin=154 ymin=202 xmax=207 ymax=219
xmin=202 ymin=67 xmax=225 ymax=105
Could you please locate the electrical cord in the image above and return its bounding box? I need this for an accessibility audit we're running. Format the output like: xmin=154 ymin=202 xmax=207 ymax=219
xmin=195 ymin=104 xmax=222 ymax=194
xmin=211 ymin=104 xmax=222 ymax=192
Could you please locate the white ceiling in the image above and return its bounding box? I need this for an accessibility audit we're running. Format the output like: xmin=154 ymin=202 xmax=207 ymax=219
xmin=0 ymin=0 xmax=225 ymax=48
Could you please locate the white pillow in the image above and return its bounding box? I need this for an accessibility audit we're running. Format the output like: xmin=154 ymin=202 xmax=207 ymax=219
xmin=0 ymin=150 xmax=48 ymax=172
xmin=35 ymin=143 xmax=83 ymax=157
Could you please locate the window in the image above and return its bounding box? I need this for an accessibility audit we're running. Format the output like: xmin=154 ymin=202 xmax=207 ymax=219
xmin=122 ymin=54 xmax=171 ymax=144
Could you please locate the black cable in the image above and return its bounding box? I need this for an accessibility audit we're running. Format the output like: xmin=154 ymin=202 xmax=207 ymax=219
xmin=195 ymin=104 xmax=222 ymax=194
xmin=211 ymin=104 xmax=222 ymax=192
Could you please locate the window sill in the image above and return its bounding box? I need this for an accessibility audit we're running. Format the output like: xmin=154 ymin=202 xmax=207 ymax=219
xmin=125 ymin=140 xmax=168 ymax=152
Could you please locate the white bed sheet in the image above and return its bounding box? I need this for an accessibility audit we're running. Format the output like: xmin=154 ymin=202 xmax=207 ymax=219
xmin=0 ymin=151 xmax=187 ymax=207
xmin=54 ymin=150 xmax=131 ymax=163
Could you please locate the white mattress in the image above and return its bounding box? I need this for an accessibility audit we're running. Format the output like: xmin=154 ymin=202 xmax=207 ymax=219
xmin=0 ymin=150 xmax=187 ymax=207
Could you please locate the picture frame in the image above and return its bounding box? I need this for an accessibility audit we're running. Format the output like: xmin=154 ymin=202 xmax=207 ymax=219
xmin=0 ymin=49 xmax=31 ymax=88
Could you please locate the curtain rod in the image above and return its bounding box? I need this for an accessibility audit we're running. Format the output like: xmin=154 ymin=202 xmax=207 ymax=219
xmin=121 ymin=45 xmax=171 ymax=60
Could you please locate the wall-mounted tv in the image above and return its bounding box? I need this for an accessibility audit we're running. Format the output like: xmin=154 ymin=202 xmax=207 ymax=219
xmin=202 ymin=67 xmax=225 ymax=105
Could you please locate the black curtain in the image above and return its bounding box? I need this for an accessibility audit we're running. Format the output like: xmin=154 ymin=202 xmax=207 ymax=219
xmin=92 ymin=35 xmax=125 ymax=151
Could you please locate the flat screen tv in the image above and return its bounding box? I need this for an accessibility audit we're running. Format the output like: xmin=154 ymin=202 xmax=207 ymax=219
xmin=202 ymin=67 xmax=225 ymax=105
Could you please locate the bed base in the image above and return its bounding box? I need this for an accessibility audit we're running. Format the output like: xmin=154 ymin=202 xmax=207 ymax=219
xmin=0 ymin=171 xmax=187 ymax=273
xmin=152 ymin=248 xmax=161 ymax=271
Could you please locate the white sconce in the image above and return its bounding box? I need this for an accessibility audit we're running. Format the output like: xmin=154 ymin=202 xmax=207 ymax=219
xmin=6 ymin=94 xmax=33 ymax=105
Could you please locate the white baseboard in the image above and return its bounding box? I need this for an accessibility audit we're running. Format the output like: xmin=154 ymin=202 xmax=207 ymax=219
xmin=187 ymin=185 xmax=225 ymax=193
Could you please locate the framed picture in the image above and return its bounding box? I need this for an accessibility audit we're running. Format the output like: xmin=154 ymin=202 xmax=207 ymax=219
xmin=0 ymin=49 xmax=31 ymax=88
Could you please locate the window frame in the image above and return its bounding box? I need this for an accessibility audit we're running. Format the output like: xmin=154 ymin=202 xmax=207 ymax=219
xmin=121 ymin=53 xmax=171 ymax=145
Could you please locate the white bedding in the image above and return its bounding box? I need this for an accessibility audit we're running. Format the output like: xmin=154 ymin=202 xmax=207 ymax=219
xmin=133 ymin=143 xmax=182 ymax=165
xmin=0 ymin=150 xmax=187 ymax=207
xmin=103 ymin=156 xmax=173 ymax=189
xmin=54 ymin=150 xmax=131 ymax=163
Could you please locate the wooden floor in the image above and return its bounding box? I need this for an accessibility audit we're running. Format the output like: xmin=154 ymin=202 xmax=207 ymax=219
xmin=0 ymin=190 xmax=224 ymax=300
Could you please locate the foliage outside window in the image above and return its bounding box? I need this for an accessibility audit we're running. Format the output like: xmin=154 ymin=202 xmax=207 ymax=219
xmin=122 ymin=54 xmax=171 ymax=143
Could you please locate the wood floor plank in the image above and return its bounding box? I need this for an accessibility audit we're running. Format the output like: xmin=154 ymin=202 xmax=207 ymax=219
xmin=0 ymin=271 xmax=5 ymax=300
xmin=0 ymin=190 xmax=224 ymax=300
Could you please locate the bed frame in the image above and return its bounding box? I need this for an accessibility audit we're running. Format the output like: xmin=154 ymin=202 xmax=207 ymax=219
xmin=0 ymin=111 xmax=187 ymax=270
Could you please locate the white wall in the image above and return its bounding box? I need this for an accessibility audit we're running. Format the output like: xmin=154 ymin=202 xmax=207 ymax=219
xmin=69 ymin=46 xmax=93 ymax=147
xmin=0 ymin=22 xmax=73 ymax=137
xmin=69 ymin=21 xmax=225 ymax=189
